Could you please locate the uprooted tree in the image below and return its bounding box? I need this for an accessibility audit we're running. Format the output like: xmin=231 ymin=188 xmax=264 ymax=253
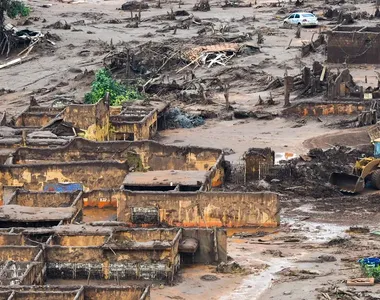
xmin=0 ymin=0 xmax=30 ymax=55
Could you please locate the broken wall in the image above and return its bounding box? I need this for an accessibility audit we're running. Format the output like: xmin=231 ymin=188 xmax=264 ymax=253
xmin=110 ymin=110 xmax=158 ymax=141
xmin=15 ymin=106 xmax=63 ymax=128
xmin=46 ymin=229 xmax=180 ymax=281
xmin=8 ymin=190 xmax=80 ymax=207
xmin=12 ymin=138 xmax=223 ymax=172
xmin=182 ymin=228 xmax=227 ymax=263
xmin=62 ymin=98 xmax=110 ymax=141
xmin=115 ymin=191 xmax=279 ymax=227
xmin=244 ymin=148 xmax=274 ymax=181
xmin=327 ymin=27 xmax=380 ymax=64
xmin=0 ymin=161 xmax=128 ymax=203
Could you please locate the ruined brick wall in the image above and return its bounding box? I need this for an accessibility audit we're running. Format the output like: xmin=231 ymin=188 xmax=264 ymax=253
xmin=327 ymin=30 xmax=380 ymax=64
xmin=117 ymin=191 xmax=279 ymax=227
xmin=62 ymin=98 xmax=110 ymax=141
xmin=182 ymin=228 xmax=227 ymax=263
xmin=0 ymin=161 xmax=128 ymax=202
xmin=13 ymin=138 xmax=223 ymax=172
xmin=82 ymin=189 xmax=123 ymax=208
xmin=9 ymin=191 xmax=79 ymax=207
xmin=135 ymin=142 xmax=223 ymax=171
xmin=13 ymin=139 xmax=142 ymax=171
xmin=46 ymin=246 xmax=176 ymax=281
xmin=0 ymin=234 xmax=26 ymax=246
xmin=15 ymin=107 xmax=63 ymax=128
xmin=109 ymin=110 xmax=158 ymax=141
xmin=282 ymin=102 xmax=366 ymax=116
xmin=0 ymin=246 xmax=39 ymax=261
xmin=54 ymin=235 xmax=107 ymax=247
xmin=244 ymin=148 xmax=274 ymax=181
xmin=135 ymin=110 xmax=157 ymax=140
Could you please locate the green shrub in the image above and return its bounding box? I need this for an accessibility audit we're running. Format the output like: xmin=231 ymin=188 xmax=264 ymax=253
xmin=85 ymin=68 xmax=142 ymax=106
xmin=7 ymin=1 xmax=30 ymax=18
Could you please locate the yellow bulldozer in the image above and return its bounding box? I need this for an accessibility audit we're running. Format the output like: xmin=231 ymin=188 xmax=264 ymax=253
xmin=329 ymin=124 xmax=380 ymax=193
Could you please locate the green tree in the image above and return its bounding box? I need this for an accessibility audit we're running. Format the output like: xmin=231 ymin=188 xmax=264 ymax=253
xmin=0 ymin=0 xmax=30 ymax=55
xmin=85 ymin=68 xmax=142 ymax=106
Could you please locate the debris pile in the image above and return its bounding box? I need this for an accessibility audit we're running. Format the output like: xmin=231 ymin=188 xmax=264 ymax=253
xmin=193 ymin=0 xmax=210 ymax=11
xmin=164 ymin=107 xmax=205 ymax=129
xmin=104 ymin=42 xmax=183 ymax=77
xmin=182 ymin=42 xmax=257 ymax=68
xmin=265 ymin=146 xmax=372 ymax=197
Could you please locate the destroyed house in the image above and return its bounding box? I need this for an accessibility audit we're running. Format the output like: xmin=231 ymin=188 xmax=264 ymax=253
xmin=45 ymin=228 xmax=181 ymax=282
xmin=0 ymin=190 xmax=83 ymax=227
xmin=7 ymin=138 xmax=225 ymax=193
xmin=0 ymin=226 xmax=226 ymax=284
xmin=327 ymin=26 xmax=380 ymax=64
xmin=9 ymin=99 xmax=169 ymax=142
xmin=109 ymin=104 xmax=169 ymax=141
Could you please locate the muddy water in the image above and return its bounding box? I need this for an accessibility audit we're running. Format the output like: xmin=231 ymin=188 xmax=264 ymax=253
xmin=223 ymin=260 xmax=292 ymax=300
xmin=221 ymin=220 xmax=349 ymax=300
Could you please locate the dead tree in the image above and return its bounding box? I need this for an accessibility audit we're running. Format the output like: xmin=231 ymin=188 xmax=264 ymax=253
xmin=257 ymin=30 xmax=264 ymax=44
xmin=224 ymin=83 xmax=231 ymax=110
xmin=257 ymin=95 xmax=264 ymax=105
xmin=284 ymin=76 xmax=294 ymax=107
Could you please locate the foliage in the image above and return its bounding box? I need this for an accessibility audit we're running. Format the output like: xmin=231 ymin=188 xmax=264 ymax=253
xmin=6 ymin=0 xmax=30 ymax=18
xmin=85 ymin=68 xmax=142 ymax=106
xmin=359 ymin=258 xmax=380 ymax=280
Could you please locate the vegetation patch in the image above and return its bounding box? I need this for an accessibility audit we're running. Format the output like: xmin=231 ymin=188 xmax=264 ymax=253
xmin=85 ymin=68 xmax=143 ymax=106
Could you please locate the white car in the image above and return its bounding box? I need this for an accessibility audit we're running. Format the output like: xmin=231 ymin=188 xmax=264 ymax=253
xmin=283 ymin=12 xmax=318 ymax=27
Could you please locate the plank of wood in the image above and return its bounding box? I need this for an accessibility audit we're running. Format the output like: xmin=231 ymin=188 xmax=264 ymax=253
xmin=347 ymin=277 xmax=374 ymax=286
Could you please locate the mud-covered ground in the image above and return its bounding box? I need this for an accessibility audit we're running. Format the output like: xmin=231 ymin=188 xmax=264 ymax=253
xmin=2 ymin=0 xmax=380 ymax=298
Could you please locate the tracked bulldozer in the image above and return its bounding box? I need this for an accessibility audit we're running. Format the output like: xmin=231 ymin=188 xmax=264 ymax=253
xmin=329 ymin=123 xmax=380 ymax=193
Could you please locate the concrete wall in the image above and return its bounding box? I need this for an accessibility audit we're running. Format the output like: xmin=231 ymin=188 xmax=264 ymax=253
xmin=114 ymin=191 xmax=279 ymax=227
xmin=0 ymin=161 xmax=128 ymax=203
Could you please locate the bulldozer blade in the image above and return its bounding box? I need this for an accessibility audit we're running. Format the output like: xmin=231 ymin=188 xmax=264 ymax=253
xmin=329 ymin=172 xmax=365 ymax=193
